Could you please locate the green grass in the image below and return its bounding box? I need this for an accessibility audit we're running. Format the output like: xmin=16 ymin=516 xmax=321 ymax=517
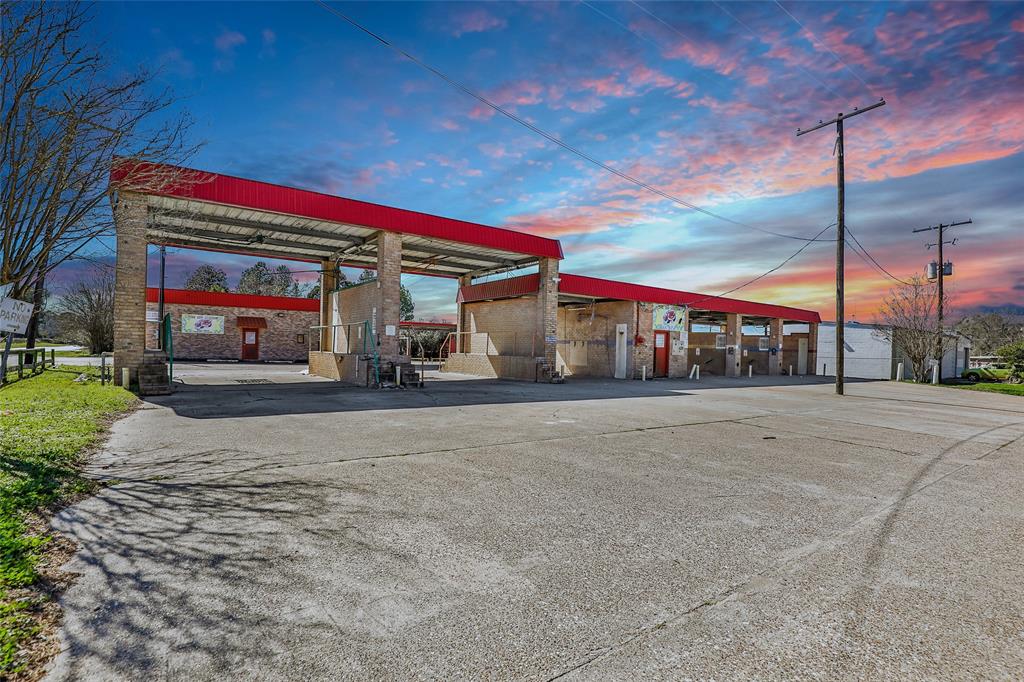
xmin=946 ymin=381 xmax=1024 ymax=397
xmin=0 ymin=367 xmax=135 ymax=676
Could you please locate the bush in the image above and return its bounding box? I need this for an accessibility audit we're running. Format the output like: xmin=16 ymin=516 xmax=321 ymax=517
xmin=997 ymin=340 xmax=1024 ymax=383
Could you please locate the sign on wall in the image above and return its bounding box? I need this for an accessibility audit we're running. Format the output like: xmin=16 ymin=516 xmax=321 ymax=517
xmin=0 ymin=296 xmax=33 ymax=334
xmin=181 ymin=314 xmax=225 ymax=334
xmin=652 ymin=304 xmax=687 ymax=332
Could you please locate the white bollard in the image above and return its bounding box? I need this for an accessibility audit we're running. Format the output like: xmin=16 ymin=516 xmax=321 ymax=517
xmin=748 ymin=364 xmax=753 ymax=378
xmin=121 ymin=367 xmax=130 ymax=388
xmin=789 ymin=364 xmax=793 ymax=377
xmin=896 ymin=362 xmax=904 ymax=382
xmin=696 ymin=365 xmax=700 ymax=381
xmin=689 ymin=364 xmax=697 ymax=379
xmin=931 ymin=364 xmax=939 ymax=385
xmin=641 ymin=365 xmax=646 ymax=381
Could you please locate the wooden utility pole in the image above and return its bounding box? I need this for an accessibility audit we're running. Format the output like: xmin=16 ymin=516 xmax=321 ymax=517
xmin=913 ymin=218 xmax=971 ymax=381
xmin=796 ymin=98 xmax=886 ymax=395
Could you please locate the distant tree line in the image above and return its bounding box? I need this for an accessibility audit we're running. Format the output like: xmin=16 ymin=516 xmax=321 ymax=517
xmin=182 ymin=263 xmax=415 ymax=320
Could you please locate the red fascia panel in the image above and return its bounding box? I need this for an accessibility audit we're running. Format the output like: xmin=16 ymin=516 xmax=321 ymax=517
xmin=457 ymin=273 xmax=820 ymax=323
xmin=114 ymin=161 xmax=563 ymax=260
xmin=146 ymin=288 xmax=320 ymax=312
xmin=559 ymin=274 xmax=821 ymax=323
xmin=458 ymin=273 xmax=541 ymax=303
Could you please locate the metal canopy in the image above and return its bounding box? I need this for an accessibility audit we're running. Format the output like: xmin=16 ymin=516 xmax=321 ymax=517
xmin=145 ymin=195 xmax=541 ymax=277
xmin=114 ymin=162 xmax=564 ymax=279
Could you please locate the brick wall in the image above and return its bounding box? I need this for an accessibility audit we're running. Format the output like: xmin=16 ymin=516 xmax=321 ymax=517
xmin=688 ymin=332 xmax=727 ymax=375
xmin=556 ymin=301 xmax=634 ymax=377
xmin=464 ymin=297 xmax=540 ymax=355
xmin=146 ymin=302 xmax=317 ymax=361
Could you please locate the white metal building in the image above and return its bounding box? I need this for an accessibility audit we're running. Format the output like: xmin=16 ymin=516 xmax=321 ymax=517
xmin=814 ymin=322 xmax=971 ymax=380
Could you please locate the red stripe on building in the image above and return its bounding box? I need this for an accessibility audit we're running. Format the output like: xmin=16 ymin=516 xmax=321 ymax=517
xmin=146 ymin=288 xmax=320 ymax=312
xmin=458 ymin=273 xmax=821 ymax=323
xmin=114 ymin=161 xmax=564 ymax=260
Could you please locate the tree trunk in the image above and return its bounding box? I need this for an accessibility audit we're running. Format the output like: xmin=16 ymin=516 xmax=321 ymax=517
xmin=23 ymin=272 xmax=46 ymax=364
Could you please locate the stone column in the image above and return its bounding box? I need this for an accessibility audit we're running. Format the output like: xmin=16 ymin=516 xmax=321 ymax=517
xmin=536 ymin=257 xmax=559 ymax=367
xmin=768 ymin=318 xmax=784 ymax=375
xmin=375 ymin=231 xmax=403 ymax=363
xmin=319 ymin=259 xmax=336 ymax=352
xmin=725 ymin=312 xmax=743 ymax=377
xmin=455 ymin=273 xmax=472 ymax=354
xmin=112 ymin=191 xmax=149 ymax=388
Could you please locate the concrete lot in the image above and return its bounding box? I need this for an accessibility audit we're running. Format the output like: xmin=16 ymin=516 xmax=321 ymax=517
xmin=47 ymin=366 xmax=1024 ymax=680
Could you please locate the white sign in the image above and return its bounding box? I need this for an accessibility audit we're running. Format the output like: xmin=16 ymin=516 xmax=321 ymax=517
xmin=0 ymin=296 xmax=33 ymax=334
xmin=385 ymin=324 xmax=397 ymax=337
xmin=146 ymin=309 xmax=160 ymax=322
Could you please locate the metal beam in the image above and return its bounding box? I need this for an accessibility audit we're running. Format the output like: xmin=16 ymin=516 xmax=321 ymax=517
xmin=154 ymin=236 xmax=333 ymax=261
xmin=401 ymin=242 xmax=518 ymax=267
xmin=152 ymin=209 xmax=366 ymax=246
xmin=148 ymin=225 xmax=336 ymax=255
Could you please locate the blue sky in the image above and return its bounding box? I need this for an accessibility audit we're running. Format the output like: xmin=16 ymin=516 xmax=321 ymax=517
xmin=57 ymin=1 xmax=1024 ymax=321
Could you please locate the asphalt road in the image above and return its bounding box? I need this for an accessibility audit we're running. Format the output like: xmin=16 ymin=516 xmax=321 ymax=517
xmin=47 ymin=368 xmax=1024 ymax=680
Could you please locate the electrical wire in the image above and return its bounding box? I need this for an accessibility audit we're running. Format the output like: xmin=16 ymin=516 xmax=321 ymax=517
xmin=313 ymin=0 xmax=833 ymax=244
xmin=710 ymin=0 xmax=848 ymax=104
xmin=844 ymin=225 xmax=915 ymax=286
xmin=771 ymin=0 xmax=876 ymax=95
xmin=684 ymin=221 xmax=835 ymax=310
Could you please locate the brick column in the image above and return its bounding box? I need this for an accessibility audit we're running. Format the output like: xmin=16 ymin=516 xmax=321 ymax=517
xmin=456 ymin=273 xmax=472 ymax=353
xmin=768 ymin=318 xmax=784 ymax=375
xmin=375 ymin=231 xmax=403 ymax=363
xmin=319 ymin=259 xmax=335 ymax=352
xmin=726 ymin=312 xmax=743 ymax=377
xmin=112 ymin=192 xmax=149 ymax=388
xmin=536 ymin=257 xmax=559 ymax=367
xmin=633 ymin=303 xmax=654 ymax=379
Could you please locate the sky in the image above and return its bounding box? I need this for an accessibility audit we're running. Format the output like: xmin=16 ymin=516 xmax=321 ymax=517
xmin=56 ymin=1 xmax=1024 ymax=322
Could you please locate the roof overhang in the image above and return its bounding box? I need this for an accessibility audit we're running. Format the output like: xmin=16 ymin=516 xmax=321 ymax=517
xmin=458 ymin=272 xmax=822 ymax=323
xmin=112 ymin=161 xmax=563 ymax=279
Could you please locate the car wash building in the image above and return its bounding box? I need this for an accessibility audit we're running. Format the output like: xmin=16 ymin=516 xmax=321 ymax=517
xmin=144 ymin=288 xmax=319 ymax=362
xmin=109 ymin=160 xmax=563 ymax=392
xmin=444 ymin=272 xmax=820 ymax=380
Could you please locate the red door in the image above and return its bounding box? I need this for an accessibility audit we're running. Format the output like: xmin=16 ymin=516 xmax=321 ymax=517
xmin=241 ymin=328 xmax=259 ymax=360
xmin=654 ymin=331 xmax=669 ymax=377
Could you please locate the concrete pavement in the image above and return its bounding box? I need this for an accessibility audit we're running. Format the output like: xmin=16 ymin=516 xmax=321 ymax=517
xmin=47 ymin=370 xmax=1024 ymax=679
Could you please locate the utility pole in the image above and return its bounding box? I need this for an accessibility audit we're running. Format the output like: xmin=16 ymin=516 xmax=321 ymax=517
xmin=796 ymin=98 xmax=886 ymax=396
xmin=913 ymin=218 xmax=971 ymax=381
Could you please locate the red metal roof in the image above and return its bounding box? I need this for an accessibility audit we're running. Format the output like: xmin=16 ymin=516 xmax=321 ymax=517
xmin=235 ymin=316 xmax=268 ymax=328
xmin=458 ymin=273 xmax=821 ymax=323
xmin=113 ymin=161 xmax=563 ymax=260
xmin=146 ymin=288 xmax=320 ymax=312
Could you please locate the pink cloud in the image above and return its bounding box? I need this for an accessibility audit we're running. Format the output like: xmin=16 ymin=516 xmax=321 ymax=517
xmin=670 ymin=81 xmax=695 ymax=98
xmin=580 ymin=75 xmax=633 ymax=98
xmin=1013 ymin=17 xmax=1024 ymax=33
xmin=959 ymin=38 xmax=1000 ymax=61
xmin=449 ymin=9 xmax=506 ymax=37
xmin=439 ymin=119 xmax=463 ymax=132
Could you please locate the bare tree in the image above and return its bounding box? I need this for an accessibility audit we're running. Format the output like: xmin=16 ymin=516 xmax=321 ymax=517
xmin=0 ymin=1 xmax=202 ymax=300
xmin=57 ymin=268 xmax=115 ymax=354
xmin=874 ymin=275 xmax=954 ymax=381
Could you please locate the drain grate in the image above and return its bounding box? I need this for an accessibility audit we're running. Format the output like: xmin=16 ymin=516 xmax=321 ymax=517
xmin=235 ymin=378 xmax=273 ymax=384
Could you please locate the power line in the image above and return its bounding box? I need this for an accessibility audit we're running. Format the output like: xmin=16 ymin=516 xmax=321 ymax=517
xmin=772 ymin=0 xmax=876 ymax=95
xmin=313 ymin=0 xmax=833 ymax=244
xmin=710 ymin=0 xmax=848 ymax=104
xmin=685 ymin=221 xmax=834 ymax=309
xmin=844 ymin=225 xmax=913 ymax=286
